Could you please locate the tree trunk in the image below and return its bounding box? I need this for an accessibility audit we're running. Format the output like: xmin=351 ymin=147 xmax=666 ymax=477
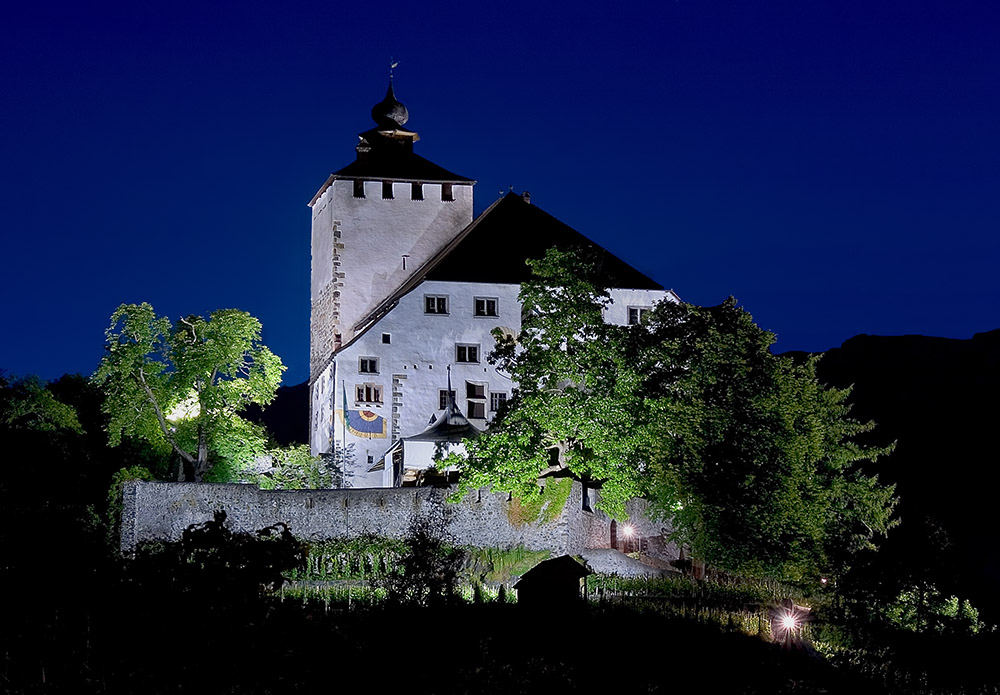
xmin=193 ymin=423 xmax=209 ymax=482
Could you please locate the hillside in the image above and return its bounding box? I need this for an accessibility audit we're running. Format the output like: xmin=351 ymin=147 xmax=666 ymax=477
xmin=784 ymin=329 xmax=1000 ymax=620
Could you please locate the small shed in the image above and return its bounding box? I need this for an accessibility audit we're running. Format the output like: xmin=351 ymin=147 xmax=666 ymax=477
xmin=514 ymin=555 xmax=591 ymax=605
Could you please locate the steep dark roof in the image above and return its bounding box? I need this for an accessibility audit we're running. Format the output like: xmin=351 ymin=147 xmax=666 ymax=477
xmin=425 ymin=193 xmax=663 ymax=289
xmin=331 ymin=137 xmax=474 ymax=183
xmin=349 ymin=193 xmax=666 ymax=335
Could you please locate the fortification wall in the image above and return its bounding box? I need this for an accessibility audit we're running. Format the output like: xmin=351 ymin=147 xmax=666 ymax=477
xmin=121 ymin=480 xmax=678 ymax=563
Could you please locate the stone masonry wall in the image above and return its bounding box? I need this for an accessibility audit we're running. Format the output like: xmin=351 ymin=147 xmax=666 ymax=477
xmin=121 ymin=481 xmax=678 ymax=564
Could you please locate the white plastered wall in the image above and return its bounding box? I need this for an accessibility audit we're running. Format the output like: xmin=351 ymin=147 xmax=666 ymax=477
xmin=324 ymin=281 xmax=677 ymax=488
xmin=310 ymin=179 xmax=473 ymax=351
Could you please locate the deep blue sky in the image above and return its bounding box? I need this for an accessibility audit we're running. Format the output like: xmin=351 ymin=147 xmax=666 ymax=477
xmin=3 ymin=0 xmax=998 ymax=386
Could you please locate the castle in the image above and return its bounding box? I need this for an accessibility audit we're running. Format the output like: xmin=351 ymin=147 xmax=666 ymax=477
xmin=308 ymin=83 xmax=678 ymax=488
xmin=122 ymin=83 xmax=681 ymax=568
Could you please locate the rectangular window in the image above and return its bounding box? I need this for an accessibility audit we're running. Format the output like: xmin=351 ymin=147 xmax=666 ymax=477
xmin=490 ymin=391 xmax=508 ymax=412
xmin=466 ymin=381 xmax=486 ymax=399
xmin=628 ymin=306 xmax=651 ymax=325
xmin=382 ymin=181 xmax=394 ymax=199
xmin=474 ymin=297 xmax=498 ymax=317
xmin=424 ymin=295 xmax=449 ymax=314
xmin=411 ymin=182 xmax=423 ymax=200
xmin=467 ymin=401 xmax=486 ymax=419
xmin=359 ymin=357 xmax=379 ymax=374
xmin=353 ymin=179 xmax=365 ymax=198
xmin=381 ymin=333 xmax=391 ymax=344
xmin=441 ymin=183 xmax=454 ymax=201
xmin=355 ymin=383 xmax=383 ymax=404
xmin=439 ymin=389 xmax=456 ymax=410
xmin=456 ymin=344 xmax=480 ymax=363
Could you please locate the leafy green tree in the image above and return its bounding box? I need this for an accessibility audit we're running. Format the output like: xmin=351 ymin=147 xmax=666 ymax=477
xmin=238 ymin=443 xmax=341 ymax=489
xmin=0 ymin=373 xmax=82 ymax=433
xmin=93 ymin=303 xmax=285 ymax=482
xmin=453 ymin=248 xmax=646 ymax=518
xmin=452 ymin=248 xmax=897 ymax=581
xmin=642 ymin=299 xmax=897 ymax=580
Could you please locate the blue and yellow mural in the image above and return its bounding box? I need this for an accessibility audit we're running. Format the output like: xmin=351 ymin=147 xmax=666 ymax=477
xmin=340 ymin=407 xmax=387 ymax=438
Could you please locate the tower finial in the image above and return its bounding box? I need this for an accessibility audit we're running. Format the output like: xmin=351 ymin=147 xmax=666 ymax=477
xmin=389 ymin=57 xmax=399 ymax=83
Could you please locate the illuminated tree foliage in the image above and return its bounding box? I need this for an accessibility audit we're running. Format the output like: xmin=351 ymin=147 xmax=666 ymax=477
xmin=453 ymin=249 xmax=897 ymax=581
xmin=453 ymin=248 xmax=646 ymax=517
xmin=93 ymin=303 xmax=285 ymax=482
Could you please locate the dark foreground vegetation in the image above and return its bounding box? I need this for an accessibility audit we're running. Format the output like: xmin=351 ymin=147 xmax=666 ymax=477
xmin=4 ymin=507 xmax=999 ymax=695
xmin=4 ymin=321 xmax=1000 ymax=694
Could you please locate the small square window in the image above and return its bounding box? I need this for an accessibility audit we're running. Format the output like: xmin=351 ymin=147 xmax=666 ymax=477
xmin=424 ymin=295 xmax=449 ymax=314
xmin=411 ymin=182 xmax=423 ymax=200
xmin=382 ymin=181 xmax=394 ymax=199
xmin=474 ymin=297 xmax=498 ymax=317
xmin=381 ymin=333 xmax=391 ymax=344
xmin=456 ymin=344 xmax=480 ymax=363
xmin=441 ymin=183 xmax=454 ymax=201
xmin=355 ymin=383 xmax=383 ymax=404
xmin=353 ymin=180 xmax=365 ymax=198
xmin=359 ymin=357 xmax=379 ymax=374
xmin=439 ymin=389 xmax=456 ymax=410
xmin=468 ymin=401 xmax=486 ymax=419
xmin=628 ymin=306 xmax=651 ymax=325
xmin=490 ymin=392 xmax=508 ymax=412
xmin=466 ymin=381 xmax=486 ymax=399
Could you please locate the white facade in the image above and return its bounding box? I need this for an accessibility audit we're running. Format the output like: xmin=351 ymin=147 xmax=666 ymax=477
xmin=309 ymin=86 xmax=678 ymax=488
xmin=313 ymin=280 xmax=521 ymax=487
xmin=311 ymin=279 xmax=677 ymax=488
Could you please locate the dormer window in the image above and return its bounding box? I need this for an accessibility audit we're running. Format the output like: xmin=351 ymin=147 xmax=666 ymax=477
xmin=628 ymin=306 xmax=651 ymax=325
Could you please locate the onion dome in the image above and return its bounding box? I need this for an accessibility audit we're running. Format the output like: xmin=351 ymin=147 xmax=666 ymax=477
xmin=371 ymin=82 xmax=409 ymax=128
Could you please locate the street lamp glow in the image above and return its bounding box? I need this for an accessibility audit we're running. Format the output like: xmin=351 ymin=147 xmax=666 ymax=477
xmin=781 ymin=614 xmax=798 ymax=630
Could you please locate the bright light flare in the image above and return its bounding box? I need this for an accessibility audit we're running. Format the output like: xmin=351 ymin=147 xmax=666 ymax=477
xmin=622 ymin=523 xmax=635 ymax=537
xmin=781 ymin=614 xmax=798 ymax=630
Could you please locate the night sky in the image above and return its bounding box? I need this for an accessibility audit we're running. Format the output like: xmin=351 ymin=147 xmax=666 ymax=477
xmin=3 ymin=0 xmax=998 ymax=387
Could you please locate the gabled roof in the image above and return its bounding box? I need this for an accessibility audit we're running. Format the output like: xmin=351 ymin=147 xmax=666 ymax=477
xmin=426 ymin=193 xmax=663 ymax=288
xmin=513 ymin=554 xmax=591 ymax=589
xmin=351 ymin=192 xmax=664 ymax=335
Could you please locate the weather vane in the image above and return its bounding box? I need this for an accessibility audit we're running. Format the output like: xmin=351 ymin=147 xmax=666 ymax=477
xmin=389 ymin=57 xmax=399 ymax=82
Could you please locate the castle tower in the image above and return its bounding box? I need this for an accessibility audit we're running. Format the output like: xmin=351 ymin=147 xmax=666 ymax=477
xmin=309 ymin=84 xmax=475 ymax=457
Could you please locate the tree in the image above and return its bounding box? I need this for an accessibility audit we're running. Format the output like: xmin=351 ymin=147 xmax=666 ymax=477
xmin=452 ymin=248 xmax=897 ymax=581
xmin=641 ymin=298 xmax=897 ymax=580
xmin=452 ymin=248 xmax=646 ymax=518
xmin=0 ymin=373 xmax=82 ymax=434
xmin=93 ymin=303 xmax=285 ymax=482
